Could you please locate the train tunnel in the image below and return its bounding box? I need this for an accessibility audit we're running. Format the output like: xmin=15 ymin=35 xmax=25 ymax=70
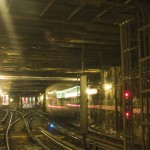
xmin=0 ymin=0 xmax=149 ymax=149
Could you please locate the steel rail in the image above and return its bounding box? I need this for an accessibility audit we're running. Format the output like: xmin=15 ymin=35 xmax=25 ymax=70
xmin=1 ymin=109 xmax=9 ymax=123
xmin=24 ymin=113 xmax=51 ymax=150
xmin=6 ymin=111 xmax=13 ymax=150
xmin=36 ymin=111 xmax=122 ymax=150
xmin=39 ymin=127 xmax=83 ymax=150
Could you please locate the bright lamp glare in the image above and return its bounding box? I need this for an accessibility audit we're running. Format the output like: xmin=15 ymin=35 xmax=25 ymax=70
xmin=86 ymin=88 xmax=98 ymax=95
xmin=0 ymin=76 xmax=6 ymax=79
xmin=47 ymin=90 xmax=57 ymax=95
xmin=40 ymin=95 xmax=44 ymax=101
xmin=10 ymin=98 xmax=13 ymax=102
xmin=0 ymin=88 xmax=3 ymax=96
xmin=65 ymin=92 xmax=80 ymax=98
xmin=50 ymin=124 xmax=54 ymax=128
xmin=104 ymin=84 xmax=112 ymax=91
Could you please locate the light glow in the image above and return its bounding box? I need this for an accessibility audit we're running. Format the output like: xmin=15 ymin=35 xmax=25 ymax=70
xmin=0 ymin=88 xmax=3 ymax=96
xmin=0 ymin=76 xmax=7 ymax=79
xmin=56 ymin=86 xmax=80 ymax=98
xmin=65 ymin=92 xmax=80 ymax=98
xmin=47 ymin=90 xmax=57 ymax=95
xmin=50 ymin=124 xmax=54 ymax=128
xmin=2 ymin=94 xmax=9 ymax=105
xmin=125 ymin=112 xmax=130 ymax=119
xmin=40 ymin=95 xmax=44 ymax=101
xmin=10 ymin=98 xmax=13 ymax=102
xmin=67 ymin=103 xmax=80 ymax=107
xmin=104 ymin=84 xmax=112 ymax=91
xmin=48 ymin=104 xmax=64 ymax=108
xmin=66 ymin=104 xmax=141 ymax=114
xmin=124 ymin=91 xmax=130 ymax=99
xmin=86 ymin=88 xmax=98 ymax=95
xmin=0 ymin=0 xmax=22 ymax=51
xmin=67 ymin=104 xmax=99 ymax=108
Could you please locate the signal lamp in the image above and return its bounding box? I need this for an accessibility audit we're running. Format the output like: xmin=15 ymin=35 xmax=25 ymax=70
xmin=125 ymin=112 xmax=130 ymax=119
xmin=124 ymin=91 xmax=130 ymax=100
xmin=50 ymin=124 xmax=54 ymax=128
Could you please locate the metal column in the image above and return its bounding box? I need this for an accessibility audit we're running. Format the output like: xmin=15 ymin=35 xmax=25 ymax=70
xmin=20 ymin=92 xmax=23 ymax=111
xmin=80 ymin=75 xmax=88 ymax=149
xmin=120 ymin=20 xmax=134 ymax=150
xmin=43 ymin=91 xmax=46 ymax=112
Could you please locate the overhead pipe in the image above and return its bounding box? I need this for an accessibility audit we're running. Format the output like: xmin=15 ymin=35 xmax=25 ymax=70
xmin=82 ymin=43 xmax=85 ymax=74
xmin=0 ymin=75 xmax=79 ymax=81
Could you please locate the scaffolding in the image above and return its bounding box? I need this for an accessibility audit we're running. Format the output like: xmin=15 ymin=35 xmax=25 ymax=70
xmin=120 ymin=20 xmax=135 ymax=150
xmin=138 ymin=24 xmax=150 ymax=150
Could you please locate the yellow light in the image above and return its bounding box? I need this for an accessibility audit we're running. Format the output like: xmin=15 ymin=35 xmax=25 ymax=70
xmin=40 ymin=95 xmax=44 ymax=101
xmin=0 ymin=76 xmax=6 ymax=79
xmin=0 ymin=0 xmax=23 ymax=62
xmin=104 ymin=84 xmax=112 ymax=91
xmin=0 ymin=88 xmax=3 ymax=96
xmin=10 ymin=98 xmax=13 ymax=102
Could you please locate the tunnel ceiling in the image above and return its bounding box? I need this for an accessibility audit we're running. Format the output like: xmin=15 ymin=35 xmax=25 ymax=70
xmin=0 ymin=0 xmax=149 ymax=93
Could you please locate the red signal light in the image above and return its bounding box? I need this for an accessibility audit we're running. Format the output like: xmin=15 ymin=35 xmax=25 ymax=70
xmin=124 ymin=91 xmax=130 ymax=99
xmin=125 ymin=92 xmax=129 ymax=97
xmin=125 ymin=112 xmax=130 ymax=119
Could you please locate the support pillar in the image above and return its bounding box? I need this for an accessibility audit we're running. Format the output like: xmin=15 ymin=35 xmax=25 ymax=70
xmin=80 ymin=75 xmax=88 ymax=149
xmin=20 ymin=93 xmax=22 ymax=112
xmin=43 ymin=91 xmax=46 ymax=112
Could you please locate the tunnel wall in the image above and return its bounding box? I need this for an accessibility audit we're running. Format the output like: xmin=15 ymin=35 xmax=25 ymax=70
xmin=88 ymin=67 xmax=142 ymax=140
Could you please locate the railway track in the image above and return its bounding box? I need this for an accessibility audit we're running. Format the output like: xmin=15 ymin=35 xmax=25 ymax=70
xmin=4 ymin=110 xmax=42 ymax=150
xmin=0 ymin=109 xmax=9 ymax=124
xmin=36 ymin=111 xmax=124 ymax=150
xmin=1 ymin=109 xmax=136 ymax=150
xmin=67 ymin=122 xmax=142 ymax=150
xmin=35 ymin=111 xmax=84 ymax=149
xmin=3 ymin=109 xmax=80 ymax=150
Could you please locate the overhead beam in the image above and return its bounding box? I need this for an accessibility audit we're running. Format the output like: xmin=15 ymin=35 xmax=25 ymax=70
xmin=67 ymin=0 xmax=87 ymax=20
xmin=39 ymin=0 xmax=56 ymax=17
xmin=0 ymin=69 xmax=100 ymax=78
xmin=0 ymin=75 xmax=78 ymax=81
xmin=66 ymin=39 xmax=119 ymax=45
xmin=0 ymin=30 xmax=119 ymax=44
xmin=1 ymin=54 xmax=120 ymax=68
xmin=66 ymin=6 xmax=84 ymax=20
xmin=92 ymin=0 xmax=133 ymax=22
xmin=58 ymin=42 xmax=120 ymax=49
xmin=0 ymin=37 xmax=120 ymax=49
xmin=5 ymin=89 xmax=39 ymax=92
xmin=124 ymin=0 xmax=132 ymax=5
xmin=92 ymin=5 xmax=114 ymax=22
xmin=8 ymin=16 xmax=118 ymax=33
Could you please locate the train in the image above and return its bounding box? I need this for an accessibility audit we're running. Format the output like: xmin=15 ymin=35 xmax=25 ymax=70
xmin=43 ymin=67 xmax=142 ymax=141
